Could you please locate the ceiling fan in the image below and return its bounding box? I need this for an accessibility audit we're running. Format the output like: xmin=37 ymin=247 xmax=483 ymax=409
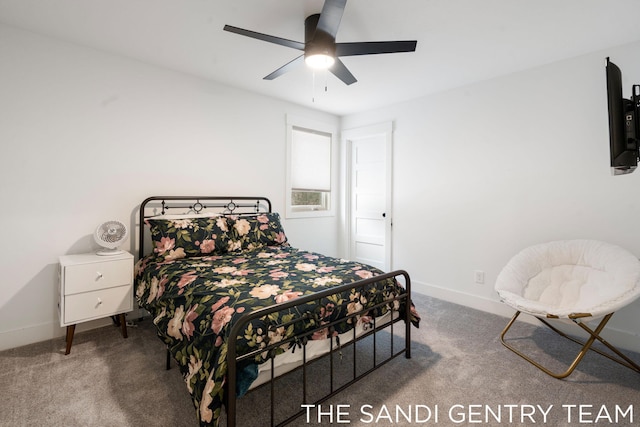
xmin=223 ymin=0 xmax=417 ymax=85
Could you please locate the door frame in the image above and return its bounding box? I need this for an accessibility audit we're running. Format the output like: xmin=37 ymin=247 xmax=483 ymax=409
xmin=340 ymin=121 xmax=393 ymax=271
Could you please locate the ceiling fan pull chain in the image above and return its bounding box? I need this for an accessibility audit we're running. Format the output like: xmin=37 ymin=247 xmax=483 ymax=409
xmin=324 ymin=68 xmax=328 ymax=92
xmin=312 ymin=70 xmax=316 ymax=103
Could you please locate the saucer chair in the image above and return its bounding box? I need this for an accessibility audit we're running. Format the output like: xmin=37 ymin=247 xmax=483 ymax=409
xmin=495 ymin=240 xmax=640 ymax=379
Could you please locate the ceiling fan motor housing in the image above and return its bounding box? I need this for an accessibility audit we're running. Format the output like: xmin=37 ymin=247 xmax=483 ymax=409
xmin=305 ymin=14 xmax=336 ymax=60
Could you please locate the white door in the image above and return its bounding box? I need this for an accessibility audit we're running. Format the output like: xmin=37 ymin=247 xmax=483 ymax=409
xmin=342 ymin=122 xmax=392 ymax=271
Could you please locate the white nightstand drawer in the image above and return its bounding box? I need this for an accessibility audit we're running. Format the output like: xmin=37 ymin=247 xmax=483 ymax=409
xmin=64 ymin=285 xmax=132 ymax=324
xmin=64 ymin=258 xmax=132 ymax=295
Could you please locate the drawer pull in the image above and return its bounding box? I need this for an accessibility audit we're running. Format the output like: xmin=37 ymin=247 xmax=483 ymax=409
xmin=96 ymin=272 xmax=104 ymax=280
xmin=96 ymin=298 xmax=103 ymax=308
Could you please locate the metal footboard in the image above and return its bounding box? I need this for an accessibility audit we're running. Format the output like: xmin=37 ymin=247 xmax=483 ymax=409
xmin=225 ymin=270 xmax=412 ymax=427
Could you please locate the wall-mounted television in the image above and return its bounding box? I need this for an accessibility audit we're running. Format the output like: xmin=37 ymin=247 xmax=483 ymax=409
xmin=606 ymin=57 xmax=640 ymax=175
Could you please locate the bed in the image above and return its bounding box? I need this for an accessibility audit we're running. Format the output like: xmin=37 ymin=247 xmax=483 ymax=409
xmin=135 ymin=196 xmax=420 ymax=427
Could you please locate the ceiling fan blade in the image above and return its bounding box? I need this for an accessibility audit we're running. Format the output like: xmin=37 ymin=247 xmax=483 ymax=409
xmin=316 ymin=0 xmax=347 ymax=38
xmin=223 ymin=25 xmax=305 ymax=50
xmin=330 ymin=58 xmax=357 ymax=85
xmin=335 ymin=40 xmax=417 ymax=57
xmin=264 ymin=55 xmax=305 ymax=80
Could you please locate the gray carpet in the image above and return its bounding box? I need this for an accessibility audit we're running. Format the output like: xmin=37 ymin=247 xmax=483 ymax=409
xmin=1 ymin=293 xmax=639 ymax=426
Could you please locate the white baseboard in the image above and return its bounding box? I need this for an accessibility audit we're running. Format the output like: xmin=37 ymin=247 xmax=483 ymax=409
xmin=2 ymin=284 xmax=638 ymax=355
xmin=412 ymin=280 xmax=640 ymax=354
xmin=0 ymin=317 xmax=112 ymax=352
xmin=0 ymin=309 xmax=149 ymax=352
xmin=412 ymin=280 xmax=520 ymax=319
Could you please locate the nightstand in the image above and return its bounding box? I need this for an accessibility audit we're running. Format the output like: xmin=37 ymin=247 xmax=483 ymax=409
xmin=58 ymin=251 xmax=134 ymax=354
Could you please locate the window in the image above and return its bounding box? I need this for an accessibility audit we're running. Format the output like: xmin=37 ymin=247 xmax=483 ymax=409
xmin=286 ymin=116 xmax=336 ymax=218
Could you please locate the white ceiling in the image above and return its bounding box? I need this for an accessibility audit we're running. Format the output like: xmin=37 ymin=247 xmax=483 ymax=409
xmin=2 ymin=0 xmax=640 ymax=115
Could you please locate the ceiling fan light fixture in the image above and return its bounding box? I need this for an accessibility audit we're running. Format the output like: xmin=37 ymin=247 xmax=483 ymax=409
xmin=305 ymin=53 xmax=335 ymax=69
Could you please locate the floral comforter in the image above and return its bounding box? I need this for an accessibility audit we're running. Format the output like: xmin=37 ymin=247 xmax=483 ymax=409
xmin=135 ymin=245 xmax=418 ymax=427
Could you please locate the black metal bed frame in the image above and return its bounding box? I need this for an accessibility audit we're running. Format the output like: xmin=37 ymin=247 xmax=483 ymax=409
xmin=138 ymin=196 xmax=412 ymax=427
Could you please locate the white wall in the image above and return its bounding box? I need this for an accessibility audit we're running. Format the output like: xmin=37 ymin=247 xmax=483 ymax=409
xmin=0 ymin=24 xmax=339 ymax=350
xmin=343 ymin=40 xmax=640 ymax=352
xmin=4 ymin=20 xmax=640 ymax=355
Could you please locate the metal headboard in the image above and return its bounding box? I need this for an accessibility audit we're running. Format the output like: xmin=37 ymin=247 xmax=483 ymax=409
xmin=138 ymin=196 xmax=272 ymax=259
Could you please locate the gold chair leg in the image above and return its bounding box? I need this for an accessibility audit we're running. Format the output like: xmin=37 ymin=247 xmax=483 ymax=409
xmin=499 ymin=311 xmax=640 ymax=379
xmin=538 ymin=317 xmax=640 ymax=373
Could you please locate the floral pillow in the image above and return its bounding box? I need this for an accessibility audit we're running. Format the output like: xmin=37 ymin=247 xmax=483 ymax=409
xmin=227 ymin=213 xmax=288 ymax=252
xmin=147 ymin=216 xmax=233 ymax=260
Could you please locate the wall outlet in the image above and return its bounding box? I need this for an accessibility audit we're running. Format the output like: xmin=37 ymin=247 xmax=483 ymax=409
xmin=474 ymin=270 xmax=485 ymax=284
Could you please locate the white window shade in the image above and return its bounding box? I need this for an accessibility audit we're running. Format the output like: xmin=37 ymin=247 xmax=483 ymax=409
xmin=291 ymin=128 xmax=331 ymax=192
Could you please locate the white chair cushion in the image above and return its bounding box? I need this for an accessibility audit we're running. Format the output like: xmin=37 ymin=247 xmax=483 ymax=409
xmin=495 ymin=240 xmax=640 ymax=318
